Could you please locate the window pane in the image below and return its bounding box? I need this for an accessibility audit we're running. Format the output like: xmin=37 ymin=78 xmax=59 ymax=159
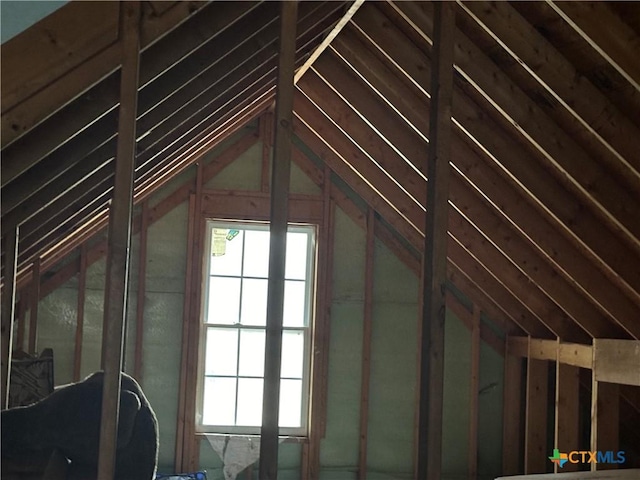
xmin=240 ymin=278 xmax=268 ymax=326
xmin=238 ymin=329 xmax=265 ymax=377
xmin=243 ymin=230 xmax=270 ymax=278
xmin=207 ymin=276 xmax=241 ymax=325
xmin=205 ymin=328 xmax=238 ymax=376
xmin=210 ymin=229 xmax=244 ymax=276
xmin=203 ymin=377 xmax=236 ymax=426
xmin=283 ymin=280 xmax=306 ymax=327
xmin=281 ymin=330 xmax=304 ymax=378
xmin=285 ymin=232 xmax=308 ymax=280
xmin=279 ymin=379 xmax=302 ymax=428
xmin=236 ymin=378 xmax=263 ymax=426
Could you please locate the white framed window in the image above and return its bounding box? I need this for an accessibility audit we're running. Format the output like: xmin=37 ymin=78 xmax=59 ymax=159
xmin=196 ymin=220 xmax=316 ymax=436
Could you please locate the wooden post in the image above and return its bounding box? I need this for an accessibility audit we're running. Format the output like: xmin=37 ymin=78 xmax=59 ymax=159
xmin=74 ymin=244 xmax=88 ymax=382
xmin=525 ymin=341 xmax=549 ymax=474
xmin=1 ymin=226 xmax=19 ymax=409
xmin=591 ymin=380 xmax=620 ymax=471
xmin=28 ymin=258 xmax=41 ymax=354
xmin=259 ymin=2 xmax=298 ymax=479
xmin=97 ymin=3 xmax=140 ymax=480
xmin=468 ymin=306 xmax=480 ymax=480
xmin=134 ymin=201 xmax=149 ymax=383
xmin=503 ymin=338 xmax=523 ymax=475
xmin=358 ymin=208 xmax=376 ymax=480
xmin=417 ymin=3 xmax=455 ymax=479
xmin=554 ymin=342 xmax=579 ymax=473
xmin=306 ymin=165 xmax=336 ymax=480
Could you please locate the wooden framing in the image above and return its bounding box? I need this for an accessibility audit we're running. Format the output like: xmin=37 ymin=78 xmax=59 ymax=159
xmin=358 ymin=208 xmax=375 ymax=479
xmin=387 ymin=1 xmax=640 ymax=299
xmin=468 ymin=306 xmax=481 ymax=479
xmin=1 ymin=1 xmax=211 ymax=148
xmin=305 ymin=164 xmax=336 ymax=480
xmin=555 ymin=359 xmax=579 ymax=473
xmin=417 ymin=4 xmax=455 ymax=480
xmin=590 ymin=380 xmax=620 ymax=471
xmin=2 ymin=0 xmax=639 ymax=477
xmin=97 ymin=3 xmax=141 ymax=479
xmin=73 ymin=244 xmax=87 ymax=382
xmin=547 ymin=1 xmax=640 ymax=92
xmin=134 ymin=201 xmax=149 ymax=383
xmin=508 ymin=337 xmax=592 ymax=370
xmin=593 ymin=339 xmax=640 ymax=387
xmin=323 ymin=22 xmax=638 ymax=342
xmin=460 ymin=1 xmax=640 ymax=183
xmin=260 ymin=112 xmax=273 ymax=192
xmin=1 ymin=226 xmax=19 ymax=409
xmin=28 ymin=258 xmax=40 ymax=353
xmin=175 ymin=193 xmax=198 ymax=474
xmin=259 ymin=3 xmax=298 ymax=478
xmin=525 ymin=354 xmax=549 ymax=474
xmin=503 ymin=337 xmax=523 ymax=475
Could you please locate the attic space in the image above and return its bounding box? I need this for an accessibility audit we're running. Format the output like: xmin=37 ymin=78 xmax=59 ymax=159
xmin=1 ymin=2 xmax=640 ymax=480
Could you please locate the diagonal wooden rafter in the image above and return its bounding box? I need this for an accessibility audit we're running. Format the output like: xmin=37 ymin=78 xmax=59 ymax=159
xmin=2 ymin=2 xmax=348 ymax=281
xmin=304 ymin=34 xmax=638 ymax=339
xmin=546 ymin=1 xmax=640 ymax=93
xmin=301 ymin=65 xmax=635 ymax=339
xmin=293 ymin=95 xmax=595 ymax=343
xmin=332 ymin=22 xmax=640 ymax=306
xmin=383 ymin=1 xmax=640 ymax=248
xmin=458 ymin=0 xmax=640 ymax=190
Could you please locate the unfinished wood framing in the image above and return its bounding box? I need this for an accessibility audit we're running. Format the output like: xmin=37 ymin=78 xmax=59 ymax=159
xmin=183 ymin=164 xmax=205 ymax=472
xmin=593 ymin=339 xmax=640 ymax=387
xmin=525 ymin=354 xmax=549 ymax=474
xmin=306 ymin=164 xmax=336 ymax=480
xmin=134 ymin=201 xmax=149 ymax=383
xmin=555 ymin=358 xmax=579 ymax=473
xmin=468 ymin=306 xmax=481 ymax=479
xmin=2 ymin=0 xmax=640 ymax=476
xmin=175 ymin=193 xmax=198 ymax=474
xmin=358 ymin=207 xmax=375 ymax=480
xmin=503 ymin=338 xmax=523 ymax=475
xmin=417 ymin=4 xmax=455 ymax=479
xmin=260 ymin=3 xmax=298 ymax=477
xmin=260 ymin=112 xmax=273 ymax=192
xmin=590 ymin=380 xmax=620 ymax=471
xmin=97 ymin=3 xmax=141 ymax=479
xmin=73 ymin=244 xmax=88 ymax=382
xmin=15 ymin=296 xmax=26 ymax=353
xmin=28 ymin=258 xmax=40 ymax=354
xmin=1 ymin=226 xmax=19 ymax=409
xmin=508 ymin=337 xmax=592 ymax=370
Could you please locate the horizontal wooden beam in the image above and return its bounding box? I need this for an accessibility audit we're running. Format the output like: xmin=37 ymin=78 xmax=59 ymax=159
xmin=508 ymin=336 xmax=592 ymax=370
xmin=593 ymin=339 xmax=640 ymax=386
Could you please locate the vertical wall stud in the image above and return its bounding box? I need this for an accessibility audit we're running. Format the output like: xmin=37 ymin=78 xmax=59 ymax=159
xmin=28 ymin=258 xmax=40 ymax=354
xmin=1 ymin=226 xmax=19 ymax=409
xmin=468 ymin=306 xmax=481 ymax=479
xmin=134 ymin=201 xmax=149 ymax=383
xmin=358 ymin=208 xmax=376 ymax=480
xmin=74 ymin=244 xmax=88 ymax=382
xmin=554 ymin=341 xmax=579 ymax=473
xmin=97 ymin=2 xmax=141 ymax=479
xmin=259 ymin=2 xmax=298 ymax=479
xmin=503 ymin=337 xmax=523 ymax=475
xmin=525 ymin=337 xmax=549 ymax=474
xmin=417 ymin=3 xmax=455 ymax=479
xmin=591 ymin=380 xmax=620 ymax=471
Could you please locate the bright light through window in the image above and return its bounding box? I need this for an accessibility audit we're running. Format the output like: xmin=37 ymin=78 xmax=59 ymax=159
xmin=198 ymin=222 xmax=315 ymax=436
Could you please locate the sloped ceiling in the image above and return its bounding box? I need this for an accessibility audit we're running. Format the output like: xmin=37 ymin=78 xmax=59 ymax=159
xmin=1 ymin=1 xmax=639 ymax=345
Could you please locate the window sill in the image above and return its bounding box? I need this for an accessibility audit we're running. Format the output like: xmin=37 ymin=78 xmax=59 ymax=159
xmin=196 ymin=433 xmax=309 ymax=444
